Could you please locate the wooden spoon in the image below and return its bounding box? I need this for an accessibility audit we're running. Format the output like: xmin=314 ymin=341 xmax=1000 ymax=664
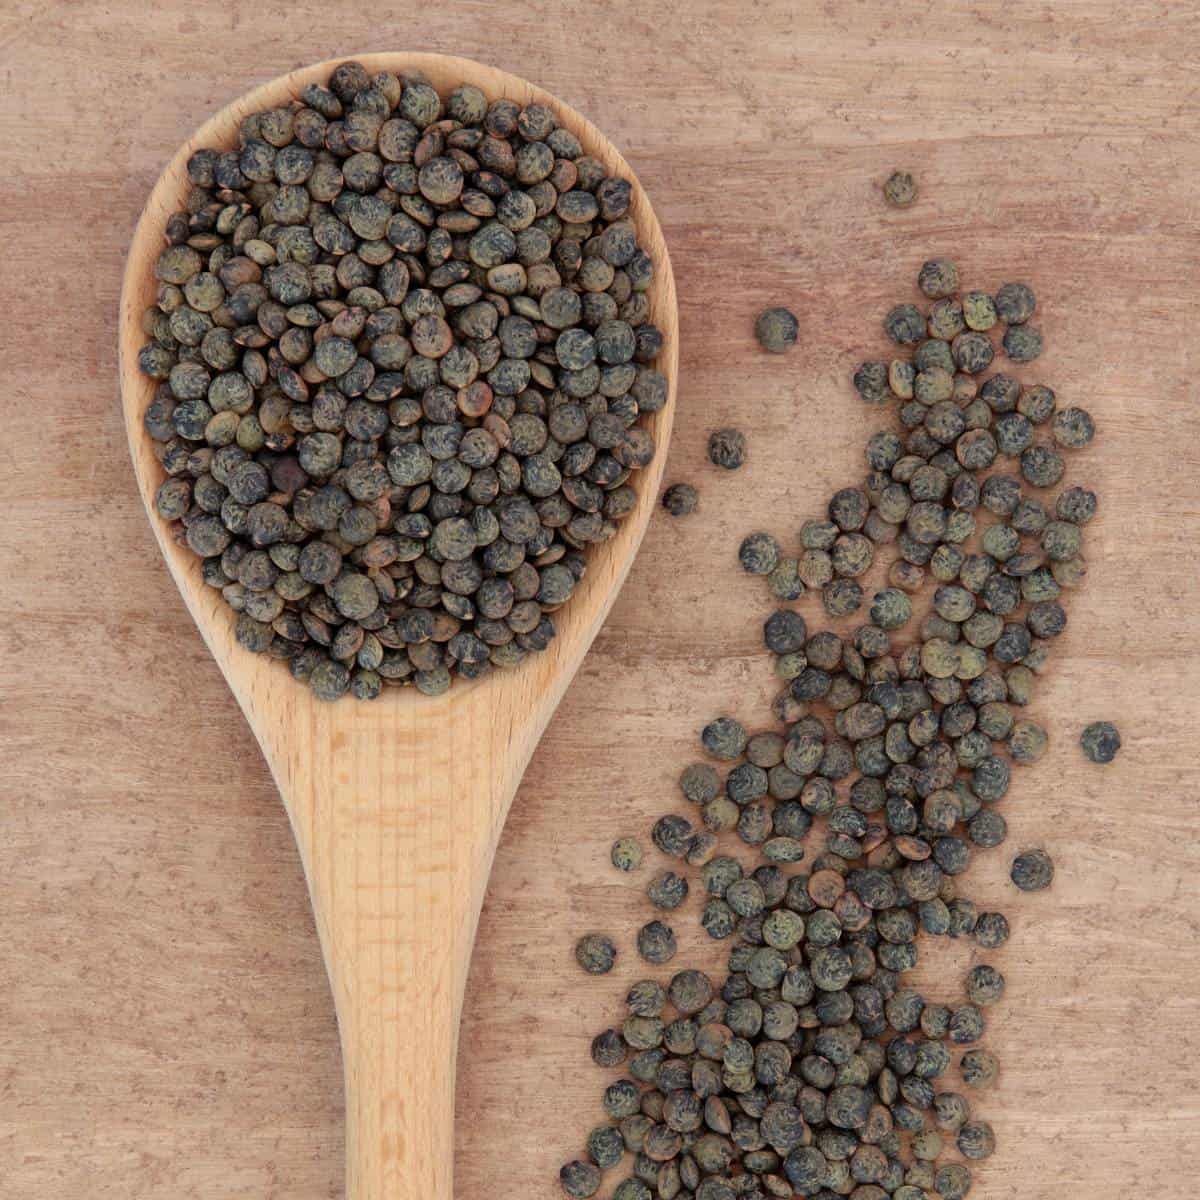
xmin=118 ymin=53 xmax=677 ymax=1200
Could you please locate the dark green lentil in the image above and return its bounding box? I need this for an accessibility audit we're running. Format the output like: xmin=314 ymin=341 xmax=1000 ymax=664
xmin=702 ymin=717 xmax=748 ymax=761
xmin=652 ymin=815 xmax=695 ymax=859
xmin=973 ymin=911 xmax=1010 ymax=949
xmin=637 ymin=920 xmax=678 ymax=964
xmin=948 ymin=1004 xmax=985 ymax=1045
xmin=883 ymin=171 xmax=917 ymax=208
xmin=885 ymin=304 xmax=927 ymax=346
xmin=1057 ymin=485 xmax=1097 ymax=524
xmin=928 ymin=298 xmax=965 ymax=341
xmin=587 ymin=1124 xmax=625 ymax=1170
xmin=1018 ymin=383 xmax=1056 ymax=423
xmin=965 ymin=964 xmax=1005 ymax=1007
xmin=767 ymin=558 xmax=805 ymax=601
xmin=755 ymin=307 xmax=799 ymax=353
xmin=1003 ymin=324 xmax=1043 ymax=363
xmin=1080 ymin=720 xmax=1121 ymax=763
xmin=647 ymin=871 xmax=689 ymax=910
xmin=994 ymin=282 xmax=1035 ymax=325
xmin=590 ymin=1028 xmax=626 ymax=1068
xmin=1011 ymin=848 xmax=1054 ymax=891
xmin=680 ymin=762 xmax=721 ymax=804
xmin=957 ymin=1120 xmax=996 ymax=1160
xmin=740 ymin=532 xmax=781 ymax=576
xmin=1020 ymin=442 xmax=1065 ymax=487
xmin=560 ymin=1160 xmax=602 ymax=1198
xmin=962 ymin=291 xmax=997 ymax=331
xmin=708 ymin=428 xmax=747 ymax=470
xmin=1009 ymin=719 xmax=1048 ymax=763
xmin=917 ymin=258 xmax=959 ymax=299
xmin=603 ymin=1079 xmax=642 ymax=1120
xmin=951 ymin=331 xmax=995 ymax=375
xmin=662 ymin=483 xmax=699 ymax=517
xmin=936 ymin=1163 xmax=973 ymax=1199
xmin=1051 ymin=406 xmax=1095 ymax=449
xmin=960 ymin=1046 xmax=998 ymax=1094
xmin=888 ymin=359 xmax=916 ymax=398
xmin=576 ymin=934 xmax=617 ymax=975
xmin=611 ymin=837 xmax=644 ymax=872
xmin=854 ymin=362 xmax=890 ymax=404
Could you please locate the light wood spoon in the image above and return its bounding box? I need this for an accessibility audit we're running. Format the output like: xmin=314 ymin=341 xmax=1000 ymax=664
xmin=118 ymin=53 xmax=677 ymax=1200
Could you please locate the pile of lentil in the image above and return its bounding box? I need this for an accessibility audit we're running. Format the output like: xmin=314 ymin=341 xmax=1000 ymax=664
xmin=563 ymin=263 xmax=1100 ymax=1200
xmin=137 ymin=61 xmax=666 ymax=700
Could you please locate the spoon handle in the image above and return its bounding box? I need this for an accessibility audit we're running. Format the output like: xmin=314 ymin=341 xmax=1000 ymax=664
xmin=331 ymin=795 xmax=474 ymax=1200
xmin=273 ymin=700 xmax=521 ymax=1200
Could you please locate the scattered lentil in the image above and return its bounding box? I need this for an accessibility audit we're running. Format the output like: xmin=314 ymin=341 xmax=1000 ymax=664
xmin=883 ymin=171 xmax=917 ymax=208
xmin=1011 ymin=848 xmax=1055 ymax=891
xmin=708 ymin=428 xmax=747 ymax=470
xmin=662 ymin=483 xmax=699 ymax=517
xmin=755 ymin=307 xmax=799 ymax=354
xmin=611 ymin=837 xmax=644 ymax=873
xmin=1080 ymin=720 xmax=1121 ymax=763
xmin=576 ymin=934 xmax=617 ymax=975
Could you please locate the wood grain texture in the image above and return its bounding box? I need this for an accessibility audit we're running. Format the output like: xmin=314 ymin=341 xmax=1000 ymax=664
xmin=117 ymin=53 xmax=676 ymax=1200
xmin=1 ymin=1 xmax=1199 ymax=1197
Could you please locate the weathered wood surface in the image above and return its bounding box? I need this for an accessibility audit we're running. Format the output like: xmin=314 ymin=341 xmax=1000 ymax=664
xmin=1 ymin=1 xmax=1197 ymax=1196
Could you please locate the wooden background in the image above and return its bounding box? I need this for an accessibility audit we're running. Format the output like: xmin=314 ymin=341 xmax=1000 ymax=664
xmin=1 ymin=1 xmax=1198 ymax=1196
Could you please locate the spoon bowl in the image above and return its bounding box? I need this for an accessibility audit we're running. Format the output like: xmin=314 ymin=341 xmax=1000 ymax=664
xmin=118 ymin=52 xmax=676 ymax=1200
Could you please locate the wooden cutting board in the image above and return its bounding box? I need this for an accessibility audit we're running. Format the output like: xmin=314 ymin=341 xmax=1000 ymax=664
xmin=0 ymin=1 xmax=1196 ymax=1197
